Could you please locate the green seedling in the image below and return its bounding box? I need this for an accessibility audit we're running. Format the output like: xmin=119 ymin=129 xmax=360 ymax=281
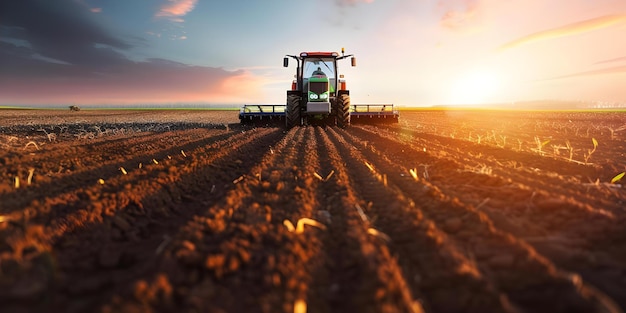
xmin=611 ymin=172 xmax=625 ymax=184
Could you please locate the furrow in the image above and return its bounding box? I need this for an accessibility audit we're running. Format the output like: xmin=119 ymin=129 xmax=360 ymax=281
xmin=101 ymin=127 xmax=327 ymax=313
xmin=340 ymin=126 xmax=621 ymax=313
xmin=325 ymin=127 xmax=515 ymax=313
xmin=374 ymin=124 xmax=625 ymax=214
xmin=0 ymin=128 xmax=235 ymax=213
xmin=312 ymin=126 xmax=421 ymax=313
xmin=0 ymin=127 xmax=284 ymax=312
xmin=351 ymin=125 xmax=619 ymax=237
xmin=352 ymin=124 xmax=626 ymax=309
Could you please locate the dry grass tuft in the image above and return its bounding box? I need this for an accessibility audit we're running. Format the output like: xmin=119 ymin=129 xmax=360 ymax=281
xmin=283 ymin=218 xmax=326 ymax=234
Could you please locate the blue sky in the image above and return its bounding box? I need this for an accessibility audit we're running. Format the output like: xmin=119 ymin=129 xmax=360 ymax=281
xmin=1 ymin=0 xmax=625 ymax=107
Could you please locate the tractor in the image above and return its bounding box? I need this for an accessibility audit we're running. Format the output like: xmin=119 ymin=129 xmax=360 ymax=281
xmin=283 ymin=48 xmax=355 ymax=128
xmin=239 ymin=49 xmax=399 ymax=127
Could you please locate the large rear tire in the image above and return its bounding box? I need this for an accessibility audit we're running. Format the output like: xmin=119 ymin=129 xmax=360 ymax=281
xmin=337 ymin=94 xmax=350 ymax=128
xmin=286 ymin=94 xmax=301 ymax=129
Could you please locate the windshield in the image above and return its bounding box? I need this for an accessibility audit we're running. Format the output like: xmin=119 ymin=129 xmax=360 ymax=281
xmin=303 ymin=58 xmax=336 ymax=80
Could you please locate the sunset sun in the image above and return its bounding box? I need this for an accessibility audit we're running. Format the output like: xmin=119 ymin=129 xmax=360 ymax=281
xmin=448 ymin=69 xmax=502 ymax=105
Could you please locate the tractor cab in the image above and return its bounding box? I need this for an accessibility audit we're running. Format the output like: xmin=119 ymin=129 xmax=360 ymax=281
xmin=302 ymin=58 xmax=336 ymax=114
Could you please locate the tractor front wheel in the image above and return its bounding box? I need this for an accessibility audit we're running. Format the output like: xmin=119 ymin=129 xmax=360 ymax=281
xmin=337 ymin=94 xmax=350 ymax=128
xmin=286 ymin=94 xmax=301 ymax=128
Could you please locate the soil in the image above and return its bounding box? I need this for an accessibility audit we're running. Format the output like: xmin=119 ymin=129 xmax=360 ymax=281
xmin=1 ymin=109 xmax=625 ymax=313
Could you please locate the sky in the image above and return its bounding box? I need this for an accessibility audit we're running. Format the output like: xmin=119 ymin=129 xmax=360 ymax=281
xmin=1 ymin=0 xmax=625 ymax=107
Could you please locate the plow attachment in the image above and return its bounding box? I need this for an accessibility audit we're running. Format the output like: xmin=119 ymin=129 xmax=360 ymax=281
xmin=239 ymin=103 xmax=399 ymax=125
xmin=349 ymin=104 xmax=399 ymax=124
xmin=239 ymin=105 xmax=286 ymax=125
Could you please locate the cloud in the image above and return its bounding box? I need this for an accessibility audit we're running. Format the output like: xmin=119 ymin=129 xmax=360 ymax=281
xmin=499 ymin=14 xmax=626 ymax=50
xmin=90 ymin=8 xmax=102 ymax=13
xmin=595 ymin=56 xmax=626 ymax=65
xmin=539 ymin=65 xmax=626 ymax=81
xmin=156 ymin=0 xmax=198 ymax=22
xmin=0 ymin=0 xmax=130 ymax=66
xmin=438 ymin=0 xmax=482 ymax=31
xmin=0 ymin=47 xmax=261 ymax=104
xmin=0 ymin=0 xmax=260 ymax=105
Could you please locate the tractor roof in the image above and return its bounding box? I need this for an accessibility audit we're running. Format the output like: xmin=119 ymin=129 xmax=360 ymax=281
xmin=300 ymin=52 xmax=339 ymax=58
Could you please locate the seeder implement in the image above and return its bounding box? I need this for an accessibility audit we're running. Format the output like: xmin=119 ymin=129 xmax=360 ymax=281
xmin=239 ymin=104 xmax=286 ymax=124
xmin=349 ymin=104 xmax=399 ymax=124
xmin=239 ymin=103 xmax=399 ymax=125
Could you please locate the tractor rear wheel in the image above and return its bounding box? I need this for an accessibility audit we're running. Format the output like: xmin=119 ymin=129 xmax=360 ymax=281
xmin=337 ymin=94 xmax=350 ymax=128
xmin=286 ymin=94 xmax=301 ymax=128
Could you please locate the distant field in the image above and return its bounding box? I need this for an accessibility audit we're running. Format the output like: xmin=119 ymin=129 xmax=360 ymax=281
xmin=1 ymin=109 xmax=626 ymax=312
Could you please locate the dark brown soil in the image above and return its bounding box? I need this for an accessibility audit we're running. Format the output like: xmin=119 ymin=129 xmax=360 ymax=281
xmin=1 ymin=109 xmax=625 ymax=313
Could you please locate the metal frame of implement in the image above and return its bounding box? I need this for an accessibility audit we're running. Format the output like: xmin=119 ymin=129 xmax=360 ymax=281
xmin=239 ymin=104 xmax=399 ymax=124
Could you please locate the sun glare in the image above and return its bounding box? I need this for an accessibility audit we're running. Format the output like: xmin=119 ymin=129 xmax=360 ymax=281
xmin=448 ymin=69 xmax=501 ymax=105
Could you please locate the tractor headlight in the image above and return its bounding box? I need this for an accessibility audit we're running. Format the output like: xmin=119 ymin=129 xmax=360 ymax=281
xmin=309 ymin=93 xmax=319 ymax=100
xmin=320 ymin=93 xmax=328 ymax=100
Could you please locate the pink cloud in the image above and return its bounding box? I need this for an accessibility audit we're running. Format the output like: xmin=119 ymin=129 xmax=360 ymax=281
xmin=438 ymin=0 xmax=483 ymax=31
xmin=595 ymin=56 xmax=626 ymax=65
xmin=499 ymin=14 xmax=626 ymax=50
xmin=156 ymin=0 xmax=198 ymax=21
xmin=0 ymin=59 xmax=264 ymax=105
xmin=543 ymin=65 xmax=626 ymax=81
xmin=90 ymin=7 xmax=102 ymax=13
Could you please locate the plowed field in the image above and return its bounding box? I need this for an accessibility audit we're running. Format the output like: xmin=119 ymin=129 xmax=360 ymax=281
xmin=1 ymin=109 xmax=626 ymax=313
